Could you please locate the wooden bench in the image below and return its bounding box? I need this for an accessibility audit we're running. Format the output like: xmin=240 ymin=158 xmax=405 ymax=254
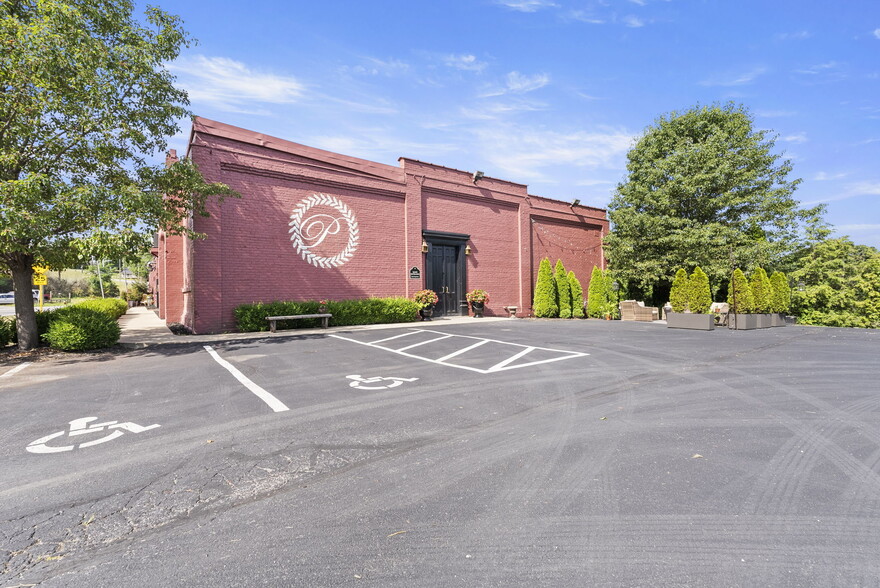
xmin=267 ymin=313 xmax=332 ymax=333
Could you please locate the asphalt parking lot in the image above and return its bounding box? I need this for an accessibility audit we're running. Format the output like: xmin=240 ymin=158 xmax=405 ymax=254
xmin=1 ymin=319 xmax=879 ymax=586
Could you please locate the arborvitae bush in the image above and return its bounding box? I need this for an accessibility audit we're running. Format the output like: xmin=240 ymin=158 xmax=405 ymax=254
xmin=586 ymin=266 xmax=609 ymax=318
xmin=568 ymin=271 xmax=585 ymax=318
xmin=43 ymin=306 xmax=121 ymax=351
xmin=728 ymin=268 xmax=754 ymax=313
xmin=750 ymin=267 xmax=772 ymax=313
xmin=555 ymin=260 xmax=572 ymax=318
xmin=533 ymin=258 xmax=558 ymax=317
xmin=688 ymin=267 xmax=712 ymax=314
xmin=769 ymin=271 xmax=790 ymax=314
xmin=669 ymin=268 xmax=690 ymax=312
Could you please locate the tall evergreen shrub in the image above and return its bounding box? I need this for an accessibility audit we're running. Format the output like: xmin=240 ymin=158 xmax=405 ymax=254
xmin=568 ymin=271 xmax=585 ymax=318
xmin=728 ymin=268 xmax=754 ymax=313
xmin=555 ymin=260 xmax=572 ymax=318
xmin=769 ymin=271 xmax=790 ymax=314
xmin=669 ymin=268 xmax=689 ymax=312
xmin=586 ymin=266 xmax=609 ymax=318
xmin=750 ymin=267 xmax=772 ymax=313
xmin=533 ymin=258 xmax=558 ymax=317
xmin=688 ymin=267 xmax=712 ymax=314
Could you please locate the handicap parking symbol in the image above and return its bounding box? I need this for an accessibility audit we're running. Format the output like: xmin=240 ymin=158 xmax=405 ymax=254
xmin=27 ymin=417 xmax=160 ymax=454
xmin=346 ymin=374 xmax=419 ymax=390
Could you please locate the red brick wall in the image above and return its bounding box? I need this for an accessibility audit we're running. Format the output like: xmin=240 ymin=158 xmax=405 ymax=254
xmin=157 ymin=118 xmax=609 ymax=332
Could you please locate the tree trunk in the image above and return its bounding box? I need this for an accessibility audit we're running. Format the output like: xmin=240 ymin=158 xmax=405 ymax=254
xmin=10 ymin=254 xmax=39 ymax=350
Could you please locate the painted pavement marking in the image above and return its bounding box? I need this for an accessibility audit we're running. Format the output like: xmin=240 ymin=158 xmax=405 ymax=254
xmin=27 ymin=416 xmax=160 ymax=454
xmin=1 ymin=362 xmax=32 ymax=379
xmin=204 ymin=345 xmax=290 ymax=413
xmin=331 ymin=330 xmax=587 ymax=374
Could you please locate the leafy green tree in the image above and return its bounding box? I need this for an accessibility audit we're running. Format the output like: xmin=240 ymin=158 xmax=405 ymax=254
xmin=0 ymin=0 xmax=238 ymax=349
xmin=533 ymin=258 xmax=558 ymax=317
xmin=87 ymin=261 xmax=119 ymax=298
xmin=568 ymin=271 xmax=585 ymax=318
xmin=750 ymin=267 xmax=772 ymax=313
xmin=555 ymin=260 xmax=572 ymax=318
xmin=586 ymin=266 xmax=610 ymax=318
xmin=790 ymin=237 xmax=880 ymax=328
xmin=769 ymin=271 xmax=790 ymax=314
xmin=728 ymin=268 xmax=754 ymax=313
xmin=669 ymin=268 xmax=689 ymax=312
xmin=604 ymin=102 xmax=824 ymax=307
xmin=689 ymin=267 xmax=712 ymax=314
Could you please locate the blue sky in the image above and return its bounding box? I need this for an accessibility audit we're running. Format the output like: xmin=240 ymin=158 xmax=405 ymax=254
xmin=151 ymin=0 xmax=880 ymax=248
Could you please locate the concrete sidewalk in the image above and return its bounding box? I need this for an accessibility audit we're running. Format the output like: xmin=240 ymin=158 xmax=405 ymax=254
xmin=117 ymin=305 xmax=511 ymax=349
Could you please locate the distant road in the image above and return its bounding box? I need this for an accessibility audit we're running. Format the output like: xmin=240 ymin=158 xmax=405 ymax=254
xmin=0 ymin=304 xmax=63 ymax=316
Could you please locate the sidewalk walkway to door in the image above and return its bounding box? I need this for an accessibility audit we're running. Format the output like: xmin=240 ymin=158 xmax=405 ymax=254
xmin=117 ymin=306 xmax=509 ymax=349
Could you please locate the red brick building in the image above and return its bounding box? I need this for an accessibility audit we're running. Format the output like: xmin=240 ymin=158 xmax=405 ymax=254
xmin=152 ymin=117 xmax=608 ymax=333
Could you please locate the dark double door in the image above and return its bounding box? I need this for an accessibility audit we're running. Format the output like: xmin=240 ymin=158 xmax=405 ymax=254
xmin=426 ymin=243 xmax=463 ymax=317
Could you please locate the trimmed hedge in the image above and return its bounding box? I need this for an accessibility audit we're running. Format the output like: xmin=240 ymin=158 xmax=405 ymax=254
xmin=42 ymin=306 xmax=121 ymax=351
xmin=728 ymin=268 xmax=754 ymax=313
xmin=689 ymin=267 xmax=712 ymax=314
xmin=769 ymin=271 xmax=790 ymax=314
xmin=234 ymin=297 xmax=421 ymax=332
xmin=669 ymin=268 xmax=689 ymax=313
xmin=76 ymin=297 xmax=129 ymax=319
xmin=568 ymin=271 xmax=585 ymax=318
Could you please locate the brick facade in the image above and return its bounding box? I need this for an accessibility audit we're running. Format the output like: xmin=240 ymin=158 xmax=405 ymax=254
xmin=154 ymin=117 xmax=608 ymax=333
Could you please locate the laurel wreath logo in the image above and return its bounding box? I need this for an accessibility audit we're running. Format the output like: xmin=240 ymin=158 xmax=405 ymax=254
xmin=288 ymin=194 xmax=359 ymax=268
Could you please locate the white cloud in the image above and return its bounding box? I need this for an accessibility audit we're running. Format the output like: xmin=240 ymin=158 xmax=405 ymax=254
xmin=168 ymin=55 xmax=304 ymax=113
xmin=345 ymin=57 xmax=410 ymax=77
xmin=813 ymin=171 xmax=848 ymax=181
xmin=874 ymin=28 xmax=880 ymax=39
xmin=835 ymin=223 xmax=880 ymax=232
xmin=803 ymin=181 xmax=880 ymax=205
xmin=623 ymin=15 xmax=645 ymax=28
xmin=460 ymin=100 xmax=546 ymax=120
xmin=568 ymin=11 xmax=605 ymax=24
xmin=443 ymin=54 xmax=488 ymax=73
xmin=472 ymin=124 xmax=633 ymax=180
xmin=775 ymin=31 xmax=811 ymax=41
xmin=699 ymin=66 xmax=768 ymax=86
xmin=781 ymin=132 xmax=808 ymax=144
xmin=480 ymin=71 xmax=550 ymax=97
xmin=794 ymin=61 xmax=841 ymax=75
xmin=495 ymin=0 xmax=557 ymax=12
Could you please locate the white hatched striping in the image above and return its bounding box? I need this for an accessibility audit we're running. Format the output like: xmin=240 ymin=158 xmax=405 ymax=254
xmin=331 ymin=330 xmax=587 ymax=374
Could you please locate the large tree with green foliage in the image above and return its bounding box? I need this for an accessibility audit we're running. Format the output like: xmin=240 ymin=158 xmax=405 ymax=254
xmin=1 ymin=0 xmax=237 ymax=349
xmin=604 ymin=102 xmax=825 ymax=307
xmin=790 ymin=237 xmax=880 ymax=328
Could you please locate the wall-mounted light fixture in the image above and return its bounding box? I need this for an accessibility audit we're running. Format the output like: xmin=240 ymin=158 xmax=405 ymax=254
xmin=572 ymin=198 xmax=581 ymax=206
xmin=472 ymin=171 xmax=484 ymax=184
xmin=465 ymin=244 xmax=472 ymax=256
xmin=421 ymin=240 xmax=429 ymax=253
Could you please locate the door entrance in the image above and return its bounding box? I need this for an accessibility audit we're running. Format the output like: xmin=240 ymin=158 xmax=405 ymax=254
xmin=423 ymin=231 xmax=468 ymax=317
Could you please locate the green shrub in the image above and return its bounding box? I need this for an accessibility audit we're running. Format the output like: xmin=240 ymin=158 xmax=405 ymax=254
xmin=76 ymin=297 xmax=128 ymax=319
xmin=234 ymin=297 xmax=420 ymax=332
xmin=728 ymin=268 xmax=754 ymax=313
xmin=554 ymin=260 xmax=572 ymax=319
xmin=769 ymin=271 xmax=790 ymax=314
xmin=533 ymin=258 xmax=558 ymax=318
xmin=0 ymin=317 xmax=13 ymax=348
xmin=750 ymin=267 xmax=772 ymax=313
xmin=688 ymin=267 xmax=712 ymax=314
xmin=43 ymin=306 xmax=121 ymax=351
xmin=10 ymin=310 xmax=55 ymax=344
xmin=568 ymin=271 xmax=585 ymax=318
xmin=586 ymin=266 xmax=611 ymax=318
xmin=669 ymin=268 xmax=689 ymax=313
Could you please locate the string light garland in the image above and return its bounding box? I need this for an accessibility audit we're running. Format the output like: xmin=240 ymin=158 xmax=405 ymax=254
xmin=531 ymin=220 xmax=604 ymax=254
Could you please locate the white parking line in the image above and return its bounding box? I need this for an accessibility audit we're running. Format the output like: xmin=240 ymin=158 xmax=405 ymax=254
xmin=331 ymin=330 xmax=587 ymax=374
xmin=0 ymin=363 xmax=31 ymax=379
xmin=396 ymin=334 xmax=453 ymax=352
xmin=204 ymin=346 xmax=289 ymax=413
